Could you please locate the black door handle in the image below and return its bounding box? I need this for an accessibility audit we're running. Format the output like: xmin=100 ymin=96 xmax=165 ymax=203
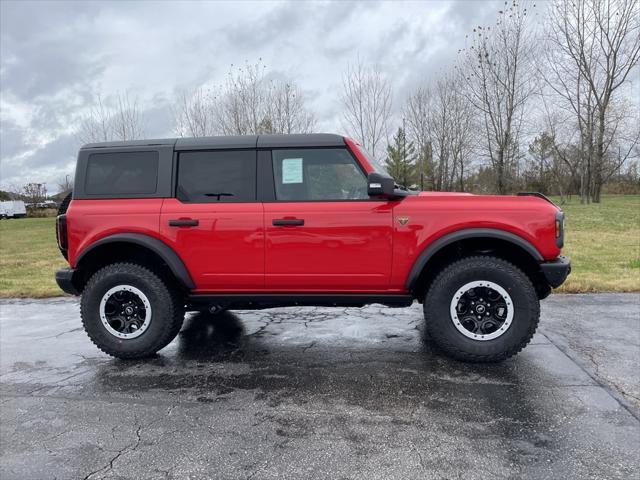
xmin=272 ymin=218 xmax=304 ymax=226
xmin=169 ymin=219 xmax=199 ymax=227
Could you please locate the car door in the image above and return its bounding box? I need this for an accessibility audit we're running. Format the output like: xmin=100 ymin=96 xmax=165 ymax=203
xmin=263 ymin=147 xmax=394 ymax=291
xmin=160 ymin=149 xmax=264 ymax=291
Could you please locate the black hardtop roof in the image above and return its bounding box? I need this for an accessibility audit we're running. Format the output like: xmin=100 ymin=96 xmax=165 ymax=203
xmin=80 ymin=133 xmax=346 ymax=151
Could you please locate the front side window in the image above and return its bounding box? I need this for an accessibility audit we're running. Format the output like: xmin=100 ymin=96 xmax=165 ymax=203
xmin=272 ymin=148 xmax=368 ymax=201
xmin=177 ymin=150 xmax=256 ymax=202
xmin=85 ymin=151 xmax=158 ymax=195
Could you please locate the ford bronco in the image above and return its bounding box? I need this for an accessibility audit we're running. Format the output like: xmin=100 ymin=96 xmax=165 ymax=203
xmin=55 ymin=134 xmax=570 ymax=362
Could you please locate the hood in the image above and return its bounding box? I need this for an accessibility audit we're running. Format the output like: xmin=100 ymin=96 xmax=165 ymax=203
xmin=417 ymin=191 xmax=474 ymax=197
xmin=412 ymin=191 xmax=561 ymax=212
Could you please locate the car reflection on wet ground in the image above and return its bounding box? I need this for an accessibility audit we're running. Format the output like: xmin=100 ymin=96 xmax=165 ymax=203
xmin=1 ymin=294 xmax=638 ymax=479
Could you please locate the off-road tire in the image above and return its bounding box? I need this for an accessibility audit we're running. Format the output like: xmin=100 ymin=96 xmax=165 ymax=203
xmin=423 ymin=256 xmax=539 ymax=363
xmin=80 ymin=263 xmax=185 ymax=359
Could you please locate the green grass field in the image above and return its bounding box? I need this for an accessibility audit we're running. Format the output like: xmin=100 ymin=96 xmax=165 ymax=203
xmin=551 ymin=195 xmax=640 ymax=293
xmin=0 ymin=195 xmax=638 ymax=298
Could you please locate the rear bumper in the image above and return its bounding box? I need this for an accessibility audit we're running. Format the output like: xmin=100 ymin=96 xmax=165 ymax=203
xmin=55 ymin=268 xmax=80 ymax=296
xmin=540 ymin=256 xmax=571 ymax=288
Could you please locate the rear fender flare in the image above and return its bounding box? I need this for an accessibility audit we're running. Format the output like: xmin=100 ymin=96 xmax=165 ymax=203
xmin=76 ymin=233 xmax=195 ymax=290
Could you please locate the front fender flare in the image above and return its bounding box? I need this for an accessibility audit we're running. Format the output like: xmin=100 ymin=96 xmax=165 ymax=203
xmin=76 ymin=233 xmax=195 ymax=290
xmin=405 ymin=228 xmax=544 ymax=290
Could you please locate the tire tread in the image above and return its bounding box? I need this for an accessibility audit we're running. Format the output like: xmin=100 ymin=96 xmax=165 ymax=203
xmin=80 ymin=262 xmax=184 ymax=359
xmin=424 ymin=255 xmax=540 ymax=363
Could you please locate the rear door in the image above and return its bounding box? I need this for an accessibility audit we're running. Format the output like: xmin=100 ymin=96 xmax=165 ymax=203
xmin=160 ymin=149 xmax=264 ymax=291
xmin=263 ymin=147 xmax=394 ymax=291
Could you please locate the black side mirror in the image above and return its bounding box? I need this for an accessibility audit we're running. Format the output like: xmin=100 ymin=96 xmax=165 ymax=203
xmin=367 ymin=172 xmax=397 ymax=199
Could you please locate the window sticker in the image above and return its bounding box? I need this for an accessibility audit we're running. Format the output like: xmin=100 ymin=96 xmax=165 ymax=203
xmin=281 ymin=158 xmax=303 ymax=184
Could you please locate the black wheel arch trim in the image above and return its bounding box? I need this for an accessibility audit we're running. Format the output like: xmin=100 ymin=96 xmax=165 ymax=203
xmin=75 ymin=233 xmax=195 ymax=290
xmin=405 ymin=228 xmax=544 ymax=290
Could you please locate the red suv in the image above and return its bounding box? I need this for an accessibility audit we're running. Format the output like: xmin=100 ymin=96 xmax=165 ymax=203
xmin=55 ymin=134 xmax=570 ymax=362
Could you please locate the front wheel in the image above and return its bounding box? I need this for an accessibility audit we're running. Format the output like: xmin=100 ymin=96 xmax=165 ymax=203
xmin=80 ymin=263 xmax=185 ymax=359
xmin=423 ymin=256 xmax=539 ymax=362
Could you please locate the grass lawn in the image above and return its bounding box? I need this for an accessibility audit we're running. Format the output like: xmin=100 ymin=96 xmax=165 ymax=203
xmin=0 ymin=217 xmax=67 ymax=298
xmin=552 ymin=194 xmax=640 ymax=293
xmin=0 ymin=195 xmax=638 ymax=298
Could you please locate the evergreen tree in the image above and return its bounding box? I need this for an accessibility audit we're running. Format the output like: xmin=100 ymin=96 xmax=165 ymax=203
xmin=415 ymin=142 xmax=433 ymax=191
xmin=385 ymin=127 xmax=416 ymax=188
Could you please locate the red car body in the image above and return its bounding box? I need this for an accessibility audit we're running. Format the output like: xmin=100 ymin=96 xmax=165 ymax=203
xmin=54 ymin=133 xmax=570 ymax=361
xmin=59 ymin=137 xmax=565 ymax=299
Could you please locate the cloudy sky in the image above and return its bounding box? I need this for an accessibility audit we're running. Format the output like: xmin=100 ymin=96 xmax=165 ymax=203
xmin=0 ymin=0 xmax=513 ymax=193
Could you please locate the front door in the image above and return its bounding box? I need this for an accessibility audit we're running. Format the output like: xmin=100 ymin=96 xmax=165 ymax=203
xmin=160 ymin=149 xmax=264 ymax=292
xmin=264 ymin=147 xmax=393 ymax=291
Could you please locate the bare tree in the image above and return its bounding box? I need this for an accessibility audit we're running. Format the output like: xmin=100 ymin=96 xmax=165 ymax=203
xmin=78 ymin=95 xmax=111 ymax=144
xmin=446 ymin=76 xmax=476 ymax=191
xmin=175 ymin=61 xmax=315 ymax=137
xmin=22 ymin=183 xmax=47 ymax=205
xmin=340 ymin=59 xmax=393 ymax=162
xmin=215 ymin=61 xmax=267 ymax=135
xmin=543 ymin=0 xmax=640 ymax=202
xmin=78 ymin=93 xmax=144 ymax=144
xmin=265 ymin=81 xmax=316 ymax=134
xmin=175 ymin=88 xmax=218 ymax=137
xmin=111 ymin=93 xmax=143 ymax=141
xmin=56 ymin=175 xmax=74 ymax=194
xmin=458 ymin=2 xmax=537 ymax=194
xmin=404 ymin=73 xmax=475 ymax=191
xmin=5 ymin=183 xmax=24 ymax=200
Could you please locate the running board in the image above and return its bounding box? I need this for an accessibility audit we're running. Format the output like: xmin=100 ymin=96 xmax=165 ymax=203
xmin=186 ymin=293 xmax=414 ymax=311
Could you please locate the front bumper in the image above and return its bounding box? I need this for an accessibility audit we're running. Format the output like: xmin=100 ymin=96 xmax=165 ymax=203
xmin=55 ymin=268 xmax=80 ymax=296
xmin=540 ymin=256 xmax=571 ymax=288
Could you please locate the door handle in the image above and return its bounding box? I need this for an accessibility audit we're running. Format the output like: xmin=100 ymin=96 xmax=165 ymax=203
xmin=169 ymin=219 xmax=199 ymax=227
xmin=272 ymin=218 xmax=304 ymax=226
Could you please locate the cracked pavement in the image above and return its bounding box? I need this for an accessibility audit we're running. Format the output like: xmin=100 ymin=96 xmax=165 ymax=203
xmin=0 ymin=293 xmax=639 ymax=479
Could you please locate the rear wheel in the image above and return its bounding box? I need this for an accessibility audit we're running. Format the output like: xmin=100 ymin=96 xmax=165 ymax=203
xmin=80 ymin=263 xmax=185 ymax=359
xmin=423 ymin=256 xmax=539 ymax=362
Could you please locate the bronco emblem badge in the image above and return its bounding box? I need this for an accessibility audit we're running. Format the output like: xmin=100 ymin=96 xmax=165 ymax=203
xmin=396 ymin=216 xmax=410 ymax=226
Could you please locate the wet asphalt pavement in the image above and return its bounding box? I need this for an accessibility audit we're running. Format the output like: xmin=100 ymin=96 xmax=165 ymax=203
xmin=0 ymin=294 xmax=639 ymax=480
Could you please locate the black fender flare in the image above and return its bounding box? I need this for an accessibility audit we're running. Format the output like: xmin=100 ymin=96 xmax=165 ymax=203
xmin=405 ymin=228 xmax=544 ymax=290
xmin=76 ymin=233 xmax=195 ymax=290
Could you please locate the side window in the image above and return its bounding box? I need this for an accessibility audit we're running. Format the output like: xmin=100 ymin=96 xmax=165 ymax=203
xmin=177 ymin=150 xmax=256 ymax=202
xmin=271 ymin=148 xmax=368 ymax=201
xmin=85 ymin=151 xmax=158 ymax=195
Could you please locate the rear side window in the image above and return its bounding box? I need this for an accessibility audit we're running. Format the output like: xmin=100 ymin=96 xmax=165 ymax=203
xmin=177 ymin=150 xmax=256 ymax=202
xmin=85 ymin=151 xmax=159 ymax=195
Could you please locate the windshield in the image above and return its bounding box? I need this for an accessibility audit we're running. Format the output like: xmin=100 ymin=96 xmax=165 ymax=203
xmin=357 ymin=144 xmax=388 ymax=175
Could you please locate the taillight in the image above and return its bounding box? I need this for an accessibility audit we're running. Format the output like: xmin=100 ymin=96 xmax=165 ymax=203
xmin=56 ymin=214 xmax=68 ymax=259
xmin=555 ymin=211 xmax=564 ymax=248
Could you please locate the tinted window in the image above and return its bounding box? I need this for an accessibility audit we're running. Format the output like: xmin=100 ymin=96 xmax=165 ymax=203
xmin=178 ymin=150 xmax=256 ymax=202
xmin=85 ymin=151 xmax=158 ymax=195
xmin=272 ymin=148 xmax=368 ymax=201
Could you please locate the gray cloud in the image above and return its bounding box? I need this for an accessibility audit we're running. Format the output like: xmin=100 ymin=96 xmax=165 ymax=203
xmin=1 ymin=0 xmax=510 ymax=192
xmin=0 ymin=120 xmax=26 ymax=161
